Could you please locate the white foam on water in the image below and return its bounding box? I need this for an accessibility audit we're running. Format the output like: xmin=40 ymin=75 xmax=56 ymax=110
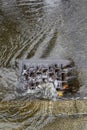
xmin=26 ymin=83 xmax=58 ymax=99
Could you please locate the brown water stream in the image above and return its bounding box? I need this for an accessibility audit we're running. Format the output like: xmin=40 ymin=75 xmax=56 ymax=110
xmin=0 ymin=0 xmax=87 ymax=129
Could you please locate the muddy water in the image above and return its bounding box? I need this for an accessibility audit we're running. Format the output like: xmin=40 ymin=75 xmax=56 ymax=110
xmin=0 ymin=0 xmax=87 ymax=129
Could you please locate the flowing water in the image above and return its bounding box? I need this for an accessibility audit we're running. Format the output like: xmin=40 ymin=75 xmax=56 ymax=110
xmin=0 ymin=0 xmax=87 ymax=129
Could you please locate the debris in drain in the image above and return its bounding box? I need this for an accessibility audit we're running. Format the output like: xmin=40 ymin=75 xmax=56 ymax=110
xmin=16 ymin=59 xmax=79 ymax=97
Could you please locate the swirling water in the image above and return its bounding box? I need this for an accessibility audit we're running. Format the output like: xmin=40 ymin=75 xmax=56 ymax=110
xmin=0 ymin=0 xmax=87 ymax=129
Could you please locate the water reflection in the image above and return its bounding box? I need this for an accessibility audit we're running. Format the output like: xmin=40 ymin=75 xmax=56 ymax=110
xmin=0 ymin=0 xmax=46 ymax=66
xmin=0 ymin=0 xmax=87 ymax=97
xmin=16 ymin=0 xmax=45 ymax=25
xmin=0 ymin=0 xmax=63 ymax=66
